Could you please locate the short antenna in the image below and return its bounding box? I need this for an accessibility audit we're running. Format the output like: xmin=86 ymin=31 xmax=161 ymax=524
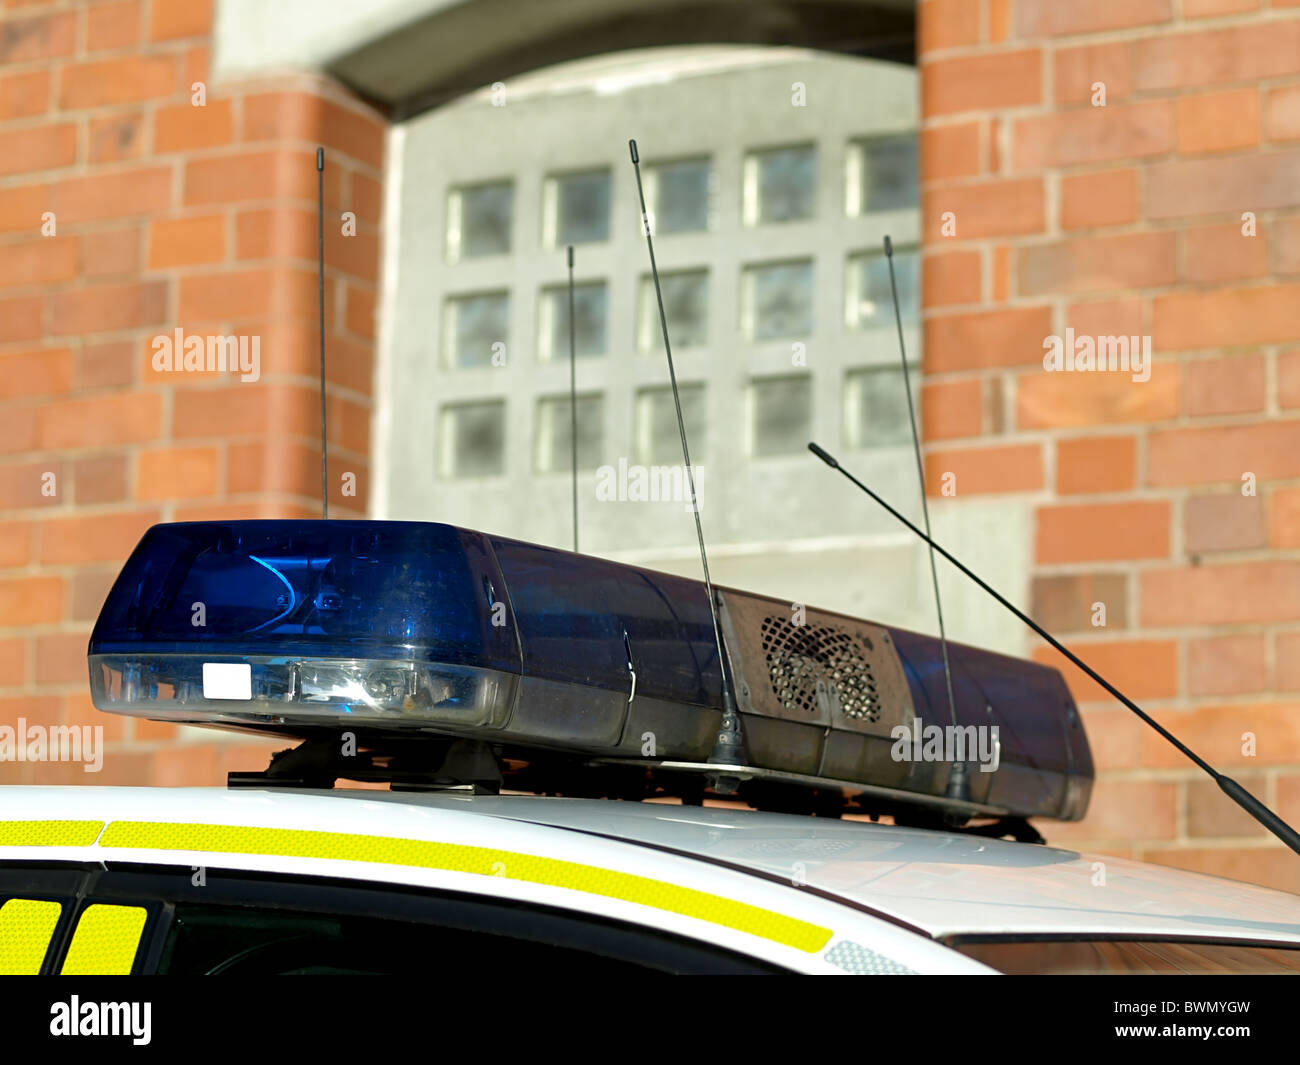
xmin=883 ymin=234 xmax=965 ymax=800
xmin=567 ymin=245 xmax=579 ymax=553
xmin=629 ymin=138 xmax=746 ymax=789
xmin=316 ymin=146 xmax=328 ymax=520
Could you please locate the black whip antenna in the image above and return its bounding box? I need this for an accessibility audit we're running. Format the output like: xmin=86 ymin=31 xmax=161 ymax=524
xmin=883 ymin=234 xmax=965 ymax=801
xmin=316 ymin=147 xmax=328 ymax=520
xmin=630 ymin=139 xmax=745 ymax=790
xmin=807 ymin=441 xmax=1300 ymax=858
xmin=567 ymin=245 xmax=579 ymax=553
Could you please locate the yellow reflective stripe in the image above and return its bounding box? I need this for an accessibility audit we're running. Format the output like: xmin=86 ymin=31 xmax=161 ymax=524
xmin=101 ymin=820 xmax=832 ymax=954
xmin=0 ymin=899 xmax=62 ymax=975
xmin=0 ymin=820 xmax=104 ymax=847
xmin=60 ymin=904 xmax=147 ymax=975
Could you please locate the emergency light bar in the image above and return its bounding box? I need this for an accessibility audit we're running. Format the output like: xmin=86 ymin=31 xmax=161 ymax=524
xmin=87 ymin=520 xmax=1093 ymax=824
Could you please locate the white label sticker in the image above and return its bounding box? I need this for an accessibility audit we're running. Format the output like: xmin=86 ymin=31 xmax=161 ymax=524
xmin=203 ymin=662 xmax=252 ymax=700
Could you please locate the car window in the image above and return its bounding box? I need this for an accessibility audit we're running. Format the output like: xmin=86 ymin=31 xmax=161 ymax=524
xmin=949 ymin=937 xmax=1300 ymax=975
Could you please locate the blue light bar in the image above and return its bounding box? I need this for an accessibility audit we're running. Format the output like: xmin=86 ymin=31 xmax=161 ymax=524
xmin=88 ymin=520 xmax=1093 ymax=822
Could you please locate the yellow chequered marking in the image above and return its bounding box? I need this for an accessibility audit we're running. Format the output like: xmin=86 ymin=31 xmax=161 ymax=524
xmin=60 ymin=904 xmax=147 ymax=975
xmin=0 ymin=899 xmax=62 ymax=975
xmin=0 ymin=820 xmax=104 ymax=848
xmin=100 ymin=820 xmax=832 ymax=954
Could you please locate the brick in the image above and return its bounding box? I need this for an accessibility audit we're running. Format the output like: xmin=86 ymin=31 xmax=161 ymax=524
xmin=35 ymin=632 xmax=89 ymax=687
xmin=323 ymin=226 xmax=379 ymax=283
xmin=153 ymin=745 xmax=219 ymax=787
xmin=921 ymin=249 xmax=980 ymax=308
xmin=1185 ymin=354 xmax=1265 ymax=415
xmin=58 ymin=54 xmax=179 ymax=109
xmin=1030 ymin=572 xmax=1129 ymax=633
xmin=1019 ymin=231 xmax=1176 ymax=296
xmin=918 ymin=0 xmax=980 ymax=50
xmin=81 ymin=226 xmax=141 ymax=279
xmin=77 ymin=341 xmax=135 ymax=390
xmin=153 ymin=99 xmax=233 ymax=153
xmin=1060 ymin=168 xmax=1138 ymax=230
xmin=1142 ymin=701 xmax=1300 ymax=772
xmin=184 ymin=150 xmax=318 ymax=207
xmin=0 ymin=522 xmax=34 ymax=567
xmin=52 ymin=167 xmax=172 ymax=224
xmin=86 ymin=0 xmax=142 ymax=51
xmin=1148 ymin=422 xmax=1300 ymax=485
xmin=226 ymin=440 xmax=320 ymax=497
xmin=172 ymin=383 xmax=318 ymax=441
xmin=1278 ymin=632 xmax=1300 ymax=692
xmin=0 ymin=69 xmax=49 ymax=119
xmin=0 ymin=576 xmax=62 ymax=626
xmin=1017 ymin=366 xmax=1177 ymax=429
xmin=0 ymin=459 xmax=63 ymax=508
xmin=37 ymin=392 xmax=163 ymax=449
xmin=177 ymin=267 xmax=277 ymax=321
xmin=89 ymin=112 xmax=144 ymax=163
xmin=333 ymin=395 xmax=371 ymax=456
xmin=991 ymin=244 xmax=1010 ymax=300
xmin=235 ymin=207 xmax=315 ymax=261
xmin=1054 ymin=42 xmax=1135 ymax=107
xmin=1187 ymin=635 xmax=1267 ymax=699
xmin=922 ymin=50 xmax=1041 ymax=117
xmin=1056 ymin=434 xmax=1136 ymax=494
xmin=924 ymin=306 xmax=1052 ymax=372
xmin=1146 ymin=149 xmax=1300 ymax=219
xmin=920 ymin=378 xmax=981 ymax=441
xmin=1036 ymin=501 xmax=1171 ymax=563
xmin=1061 ymin=778 xmax=1178 ymax=842
xmin=1273 ymin=217 xmax=1300 ymax=276
xmin=39 ymin=510 xmax=157 ymax=565
xmin=1265 ymin=84 xmax=1300 ymax=142
xmin=148 ymin=213 xmax=225 ymax=268
xmin=1183 ymin=223 xmax=1268 ymax=284
xmin=0 ymin=123 xmax=75 ymax=176
xmin=344 ymin=284 xmax=376 ymax=339
xmin=135 ymin=446 xmax=219 ymax=500
xmin=71 ymin=567 xmax=118 ymax=622
xmin=0 ymin=406 xmax=38 ymax=455
xmin=923 ymin=442 xmax=1042 ymax=496
xmin=988 ymin=0 xmax=1010 ymax=42
xmin=1012 ymin=101 xmax=1175 ymax=170
xmin=0 ymin=636 xmax=26 ymax=685
xmin=0 ymin=185 xmax=50 ymax=235
xmin=0 ymin=11 xmax=76 ymax=64
xmin=920 ymin=122 xmax=981 ymax=182
xmin=1143 ymin=847 xmax=1296 ymax=893
xmin=1141 ymin=563 xmax=1300 ymax=626
xmin=1185 ymin=492 xmax=1266 ymax=553
xmin=0 ymin=236 xmax=76 ymax=287
xmin=1153 ymin=283 xmax=1300 ymax=350
xmin=50 ymin=281 xmax=168 ymax=336
xmin=1187 ymin=772 xmax=1268 ymax=839
xmin=1137 ymin=21 xmax=1300 ymax=93
xmin=924 ymin=177 xmax=1044 ymax=239
xmin=149 ymin=0 xmax=211 ymax=40
xmin=1282 ymin=350 xmax=1300 ymax=409
xmin=1182 ymin=0 xmax=1258 ymax=14
xmin=351 ymin=173 xmax=382 ymax=226
xmin=1065 ymin=297 xmax=1143 ymax=340
xmin=1272 ymin=486 xmax=1300 ymax=548
xmin=74 ymin=455 xmax=128 ymax=505
xmin=1017 ymin=0 xmax=1170 ymax=36
xmin=1177 ymin=88 xmax=1260 ymax=155
xmin=0 ymin=345 xmax=73 ymax=400
xmin=244 ymin=94 xmax=385 ymax=172
xmin=1032 ymin=639 xmax=1178 ymax=704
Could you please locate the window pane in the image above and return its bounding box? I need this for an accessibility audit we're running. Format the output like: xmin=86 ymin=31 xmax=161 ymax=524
xmin=536 ymin=393 xmax=604 ymax=473
xmin=635 ymin=385 xmax=706 ymax=466
xmin=440 ymin=400 xmax=505 ymax=478
xmin=650 ymin=158 xmax=711 ymax=234
xmin=851 ymin=135 xmax=917 ymax=215
xmin=744 ymin=260 xmax=813 ymax=342
xmin=638 ymin=269 xmax=709 ymax=351
xmin=549 ymin=170 xmax=611 ymax=247
xmin=746 ymin=145 xmax=816 ymax=224
xmin=751 ymin=376 xmax=811 ymax=457
xmin=540 ymin=281 xmax=607 ymax=361
xmin=846 ymin=248 xmax=917 ymax=330
xmin=448 ymin=181 xmax=512 ymax=261
xmin=844 ymin=366 xmax=913 ymax=449
xmin=444 ymin=291 xmax=509 ymax=369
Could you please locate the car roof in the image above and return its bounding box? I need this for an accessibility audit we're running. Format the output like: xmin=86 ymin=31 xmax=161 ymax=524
xmin=3 ymin=786 xmax=1299 ymax=945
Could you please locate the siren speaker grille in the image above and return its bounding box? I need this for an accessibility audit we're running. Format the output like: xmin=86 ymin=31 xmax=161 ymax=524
xmin=759 ymin=615 xmax=881 ymax=722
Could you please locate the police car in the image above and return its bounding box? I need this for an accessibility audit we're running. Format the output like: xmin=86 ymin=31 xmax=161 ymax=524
xmin=1 ymin=519 xmax=1298 ymax=976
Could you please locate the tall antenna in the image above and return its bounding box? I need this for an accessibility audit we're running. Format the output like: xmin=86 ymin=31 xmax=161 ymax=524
xmin=629 ymin=139 xmax=745 ymax=787
xmin=316 ymin=147 xmax=328 ymax=521
xmin=883 ymin=234 xmax=964 ymax=799
xmin=567 ymin=245 xmax=579 ymax=553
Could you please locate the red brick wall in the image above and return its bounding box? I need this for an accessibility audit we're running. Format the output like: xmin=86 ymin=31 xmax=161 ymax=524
xmin=0 ymin=0 xmax=384 ymax=786
xmin=919 ymin=0 xmax=1300 ymax=890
